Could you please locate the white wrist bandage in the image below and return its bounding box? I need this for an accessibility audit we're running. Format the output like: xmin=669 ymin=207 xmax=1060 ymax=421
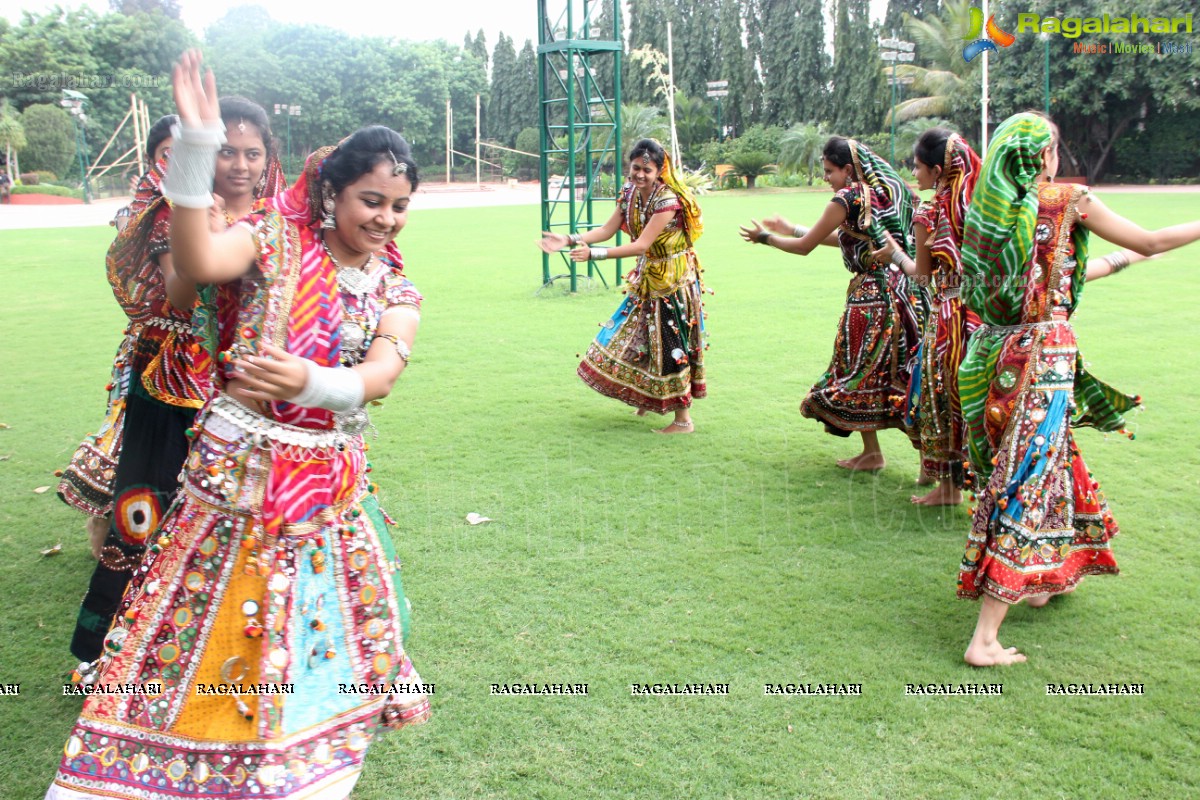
xmin=290 ymin=360 xmax=364 ymax=412
xmin=162 ymin=121 xmax=226 ymax=209
xmin=793 ymin=225 xmax=810 ymax=238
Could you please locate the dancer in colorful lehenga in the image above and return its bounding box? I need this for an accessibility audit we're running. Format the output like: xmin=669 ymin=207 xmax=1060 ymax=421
xmin=874 ymin=129 xmax=981 ymax=504
xmin=68 ymin=97 xmax=286 ymax=665
xmin=956 ymin=112 xmax=1200 ymax=666
xmin=740 ymin=137 xmax=924 ymax=469
xmin=47 ymin=52 xmax=428 ymax=799
xmin=59 ymin=115 xmax=179 ymax=559
xmin=539 ymin=138 xmax=707 ymax=434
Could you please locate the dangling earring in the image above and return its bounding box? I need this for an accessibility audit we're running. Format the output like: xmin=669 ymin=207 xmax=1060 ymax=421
xmin=321 ymin=181 xmax=336 ymax=230
xmin=254 ymin=170 xmax=267 ymax=198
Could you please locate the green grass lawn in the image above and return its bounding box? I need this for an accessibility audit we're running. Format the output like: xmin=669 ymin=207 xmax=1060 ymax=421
xmin=1 ymin=189 xmax=1198 ymax=799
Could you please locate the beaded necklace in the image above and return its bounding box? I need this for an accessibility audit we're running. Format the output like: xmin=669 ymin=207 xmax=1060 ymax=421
xmin=625 ymin=181 xmax=663 ymax=235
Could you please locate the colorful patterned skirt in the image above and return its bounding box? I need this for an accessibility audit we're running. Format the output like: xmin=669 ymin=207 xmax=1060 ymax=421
xmin=57 ymin=330 xmax=138 ymax=518
xmin=49 ymin=396 xmax=430 ymax=800
xmin=801 ymin=267 xmax=920 ymax=438
xmin=577 ymin=260 xmax=706 ymax=414
xmin=958 ymin=320 xmax=1120 ymax=603
xmin=70 ymin=388 xmax=196 ymax=663
xmin=907 ymin=292 xmax=980 ymax=484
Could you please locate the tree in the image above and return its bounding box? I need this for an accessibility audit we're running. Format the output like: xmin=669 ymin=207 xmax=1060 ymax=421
xmin=488 ymin=34 xmax=518 ymax=145
xmin=514 ymin=126 xmax=540 ymax=179
xmin=625 ymin=0 xmax=670 ymax=105
xmin=831 ymin=0 xmax=885 ymax=135
xmin=988 ymin=0 xmax=1200 ymax=182
xmin=728 ymin=151 xmax=775 ymax=188
xmin=20 ymin=103 xmax=75 ymax=178
xmin=756 ymin=0 xmax=828 ymax=126
xmin=109 ymin=0 xmax=182 ymax=18
xmin=0 ymin=101 xmax=28 ymax=179
xmin=621 ymin=103 xmax=669 ymax=145
xmin=466 ymin=29 xmax=488 ymax=71
xmin=884 ymin=0 xmax=976 ymax=133
xmin=715 ymin=0 xmax=759 ymax=137
xmin=0 ymin=8 xmax=101 ymax=111
xmin=511 ymin=41 xmax=539 ymax=138
xmin=778 ymin=122 xmax=827 ymax=184
xmin=673 ymin=93 xmax=714 ymax=167
xmin=882 ymin=0 xmax=938 ymax=39
xmin=673 ymin=0 xmax=718 ymax=99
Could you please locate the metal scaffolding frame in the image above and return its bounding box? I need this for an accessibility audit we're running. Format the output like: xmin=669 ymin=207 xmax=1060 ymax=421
xmin=538 ymin=0 xmax=622 ymax=292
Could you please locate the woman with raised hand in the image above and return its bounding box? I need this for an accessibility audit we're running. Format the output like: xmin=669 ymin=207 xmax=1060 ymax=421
xmin=539 ymin=138 xmax=708 ymax=434
xmin=48 ymin=51 xmax=428 ymax=800
xmin=956 ymin=111 xmax=1200 ymax=666
xmin=740 ymin=137 xmax=924 ymax=470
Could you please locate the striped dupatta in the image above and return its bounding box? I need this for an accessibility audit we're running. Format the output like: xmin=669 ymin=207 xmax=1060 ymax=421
xmin=925 ymin=134 xmax=981 ymax=283
xmin=847 ymin=139 xmax=918 ymax=257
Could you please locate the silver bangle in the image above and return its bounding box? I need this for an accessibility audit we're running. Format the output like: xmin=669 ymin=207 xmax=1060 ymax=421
xmin=792 ymin=225 xmax=810 ymax=238
xmin=569 ymin=233 xmax=583 ymax=246
xmin=162 ymin=121 xmax=226 ymax=209
xmin=290 ymin=360 xmax=364 ymax=412
xmin=374 ymin=333 xmax=411 ymax=364
xmin=1106 ymin=252 xmax=1131 ymax=273
xmin=591 ymin=247 xmax=608 ymax=261
xmin=890 ymin=249 xmax=915 ymax=270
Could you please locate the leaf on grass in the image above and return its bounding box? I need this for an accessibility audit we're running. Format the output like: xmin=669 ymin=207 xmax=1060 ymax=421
xmin=0 ymin=454 xmax=10 ymax=461
xmin=465 ymin=512 xmax=493 ymax=525
xmin=41 ymin=543 xmax=63 ymax=557
xmin=34 ymin=485 xmax=51 ymax=494
xmin=0 ymin=422 xmax=9 ymax=429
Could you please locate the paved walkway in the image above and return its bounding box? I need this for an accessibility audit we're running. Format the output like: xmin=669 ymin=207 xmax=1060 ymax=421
xmin=0 ymin=181 xmax=543 ymax=231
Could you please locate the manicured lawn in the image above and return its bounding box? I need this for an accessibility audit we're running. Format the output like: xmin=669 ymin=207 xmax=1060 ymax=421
xmin=1 ymin=189 xmax=1197 ymax=798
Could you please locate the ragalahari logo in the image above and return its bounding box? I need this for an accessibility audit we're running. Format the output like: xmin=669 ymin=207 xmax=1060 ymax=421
xmin=963 ymin=7 xmax=1016 ymax=62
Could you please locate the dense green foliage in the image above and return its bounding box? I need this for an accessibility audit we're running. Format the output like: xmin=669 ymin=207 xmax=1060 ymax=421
xmin=0 ymin=0 xmax=1194 ymax=186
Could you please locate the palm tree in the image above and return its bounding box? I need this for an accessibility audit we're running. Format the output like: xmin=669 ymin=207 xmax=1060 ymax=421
xmin=778 ymin=122 xmax=827 ymax=185
xmin=0 ymin=102 xmax=27 ymax=182
xmin=621 ymin=104 xmax=669 ymax=150
xmin=728 ymin=151 xmax=775 ymax=189
xmin=883 ymin=0 xmax=977 ymax=127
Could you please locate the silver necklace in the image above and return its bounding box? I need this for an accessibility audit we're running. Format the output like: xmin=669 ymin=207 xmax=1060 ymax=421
xmin=322 ymin=238 xmax=375 ymax=296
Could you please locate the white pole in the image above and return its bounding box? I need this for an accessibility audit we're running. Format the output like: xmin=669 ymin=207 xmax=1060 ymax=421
xmin=981 ymin=0 xmax=989 ymax=153
xmin=475 ymin=93 xmax=481 ymax=189
xmin=666 ymin=21 xmax=680 ymax=165
xmin=131 ymin=95 xmax=144 ymax=174
xmin=445 ymin=97 xmax=452 ymax=184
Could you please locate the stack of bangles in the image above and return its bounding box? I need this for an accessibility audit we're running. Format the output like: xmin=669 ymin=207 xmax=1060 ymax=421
xmin=890 ymin=249 xmax=916 ymax=271
xmin=1105 ymin=251 xmax=1131 ymax=273
xmin=754 ymin=225 xmax=809 ymax=245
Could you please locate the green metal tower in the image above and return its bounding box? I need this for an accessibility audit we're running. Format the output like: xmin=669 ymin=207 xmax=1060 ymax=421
xmin=538 ymin=0 xmax=623 ymax=292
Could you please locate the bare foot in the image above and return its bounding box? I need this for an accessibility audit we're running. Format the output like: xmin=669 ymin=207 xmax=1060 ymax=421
xmin=86 ymin=516 xmax=109 ymax=560
xmin=1025 ymin=594 xmax=1052 ymax=608
xmin=964 ymin=639 xmax=1027 ymax=667
xmin=634 ymin=408 xmax=648 ymax=417
xmin=836 ymin=452 xmax=885 ymax=471
xmin=654 ymin=420 xmax=694 ymax=435
xmin=911 ymin=484 xmax=963 ymax=506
